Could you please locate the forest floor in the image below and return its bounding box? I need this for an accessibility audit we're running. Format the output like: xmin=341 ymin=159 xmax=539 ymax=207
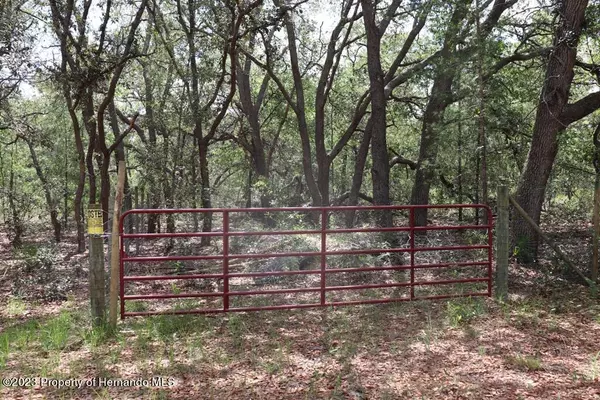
xmin=0 ymin=224 xmax=599 ymax=400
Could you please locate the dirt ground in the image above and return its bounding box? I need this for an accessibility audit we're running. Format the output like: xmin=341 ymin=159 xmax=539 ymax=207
xmin=0 ymin=226 xmax=599 ymax=399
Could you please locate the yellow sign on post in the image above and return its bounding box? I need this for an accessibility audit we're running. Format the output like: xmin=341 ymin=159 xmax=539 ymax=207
xmin=87 ymin=205 xmax=103 ymax=235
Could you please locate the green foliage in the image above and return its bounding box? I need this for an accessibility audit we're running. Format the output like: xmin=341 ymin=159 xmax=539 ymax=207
xmin=513 ymin=235 xmax=534 ymax=263
xmin=446 ymin=297 xmax=485 ymax=327
xmin=17 ymin=243 xmax=57 ymax=272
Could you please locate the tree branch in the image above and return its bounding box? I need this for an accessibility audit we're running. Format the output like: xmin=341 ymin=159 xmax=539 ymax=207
xmin=389 ymin=153 xmax=417 ymax=169
xmin=107 ymin=113 xmax=139 ymax=154
xmin=560 ymin=91 xmax=600 ymax=126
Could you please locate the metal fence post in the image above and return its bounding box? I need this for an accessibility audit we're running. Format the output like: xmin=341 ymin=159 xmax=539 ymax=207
xmin=223 ymin=211 xmax=230 ymax=310
xmin=119 ymin=214 xmax=126 ymax=320
xmin=496 ymin=184 xmax=509 ymax=301
xmin=321 ymin=209 xmax=327 ymax=306
xmin=409 ymin=207 xmax=415 ymax=300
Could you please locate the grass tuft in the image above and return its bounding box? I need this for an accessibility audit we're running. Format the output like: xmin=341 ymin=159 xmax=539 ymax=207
xmin=446 ymin=297 xmax=485 ymax=327
xmin=506 ymin=354 xmax=543 ymax=371
xmin=6 ymin=297 xmax=26 ymax=317
xmin=40 ymin=311 xmax=73 ymax=351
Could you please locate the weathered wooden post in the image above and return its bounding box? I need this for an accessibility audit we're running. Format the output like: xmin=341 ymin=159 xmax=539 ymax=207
xmin=592 ymin=124 xmax=600 ymax=283
xmin=87 ymin=203 xmax=105 ymax=326
xmin=593 ymin=172 xmax=599 ymax=284
xmin=496 ymin=183 xmax=509 ymax=301
xmin=109 ymin=161 xmax=126 ymax=329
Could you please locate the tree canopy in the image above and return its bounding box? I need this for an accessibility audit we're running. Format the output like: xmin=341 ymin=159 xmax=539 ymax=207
xmin=1 ymin=0 xmax=599 ymax=264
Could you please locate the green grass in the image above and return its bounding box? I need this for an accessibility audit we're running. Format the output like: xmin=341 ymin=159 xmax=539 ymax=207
xmin=81 ymin=323 xmax=115 ymax=348
xmin=446 ymin=297 xmax=486 ymax=327
xmin=0 ymin=320 xmax=40 ymax=370
xmin=125 ymin=301 xmax=149 ymax=313
xmin=506 ymin=354 xmax=543 ymax=371
xmin=418 ymin=313 xmax=436 ymax=351
xmin=0 ymin=310 xmax=121 ymax=371
xmin=40 ymin=311 xmax=72 ymax=351
xmin=0 ymin=334 xmax=9 ymax=369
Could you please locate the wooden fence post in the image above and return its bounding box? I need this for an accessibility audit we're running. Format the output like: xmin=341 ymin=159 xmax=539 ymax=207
xmin=87 ymin=203 xmax=105 ymax=327
xmin=592 ymin=124 xmax=600 ymax=284
xmin=496 ymin=183 xmax=509 ymax=301
xmin=593 ymin=166 xmax=600 ymax=283
xmin=109 ymin=161 xmax=126 ymax=329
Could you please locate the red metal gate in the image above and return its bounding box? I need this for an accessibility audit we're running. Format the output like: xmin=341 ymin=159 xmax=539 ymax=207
xmin=119 ymin=205 xmax=493 ymax=318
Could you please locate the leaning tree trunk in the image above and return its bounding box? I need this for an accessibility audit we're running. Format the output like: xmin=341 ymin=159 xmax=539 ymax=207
xmin=511 ymin=0 xmax=589 ymax=262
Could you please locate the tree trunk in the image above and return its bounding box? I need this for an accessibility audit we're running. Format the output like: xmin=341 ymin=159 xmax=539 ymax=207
xmin=82 ymin=91 xmax=98 ymax=206
xmin=410 ymin=0 xmax=470 ymax=227
xmin=245 ymin=168 xmax=252 ymax=208
xmin=275 ymin=0 xmax=322 ymax=206
xmin=346 ymin=121 xmax=373 ymax=227
xmin=8 ymin=167 xmax=22 ymax=247
xmin=361 ymin=0 xmax=391 ymax=227
xmin=457 ymin=82 xmax=464 ymax=222
xmin=475 ymin=0 xmax=489 ymax=225
xmin=61 ymin=85 xmax=86 ymax=252
xmin=163 ymin=131 xmax=175 ymax=233
xmin=512 ymin=0 xmax=589 ymax=262
xmin=410 ymin=73 xmax=456 ymax=226
xmin=199 ymin=140 xmax=213 ymax=246
xmin=191 ymin=137 xmax=199 ymax=231
xmin=62 ymin=124 xmax=69 ymax=229
xmin=140 ymin=52 xmax=162 ymax=234
xmin=134 ymin=185 xmax=140 ymax=255
xmin=24 ymin=138 xmax=61 ymax=242
xmin=100 ymin=157 xmax=111 ymax=232
xmin=236 ymin=44 xmax=272 ymax=210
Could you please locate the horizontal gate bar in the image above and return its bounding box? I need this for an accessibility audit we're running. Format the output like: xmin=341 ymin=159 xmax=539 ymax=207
xmin=124 ymin=255 xmax=224 ymax=262
xmin=123 ymin=277 xmax=489 ymax=300
xmin=121 ymin=204 xmax=492 ymax=215
xmin=123 ymin=245 xmax=490 ymax=263
xmin=122 ymin=260 xmax=489 ymax=282
xmin=122 ymin=224 xmax=490 ymax=239
xmin=122 ymin=292 xmax=489 ymax=317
